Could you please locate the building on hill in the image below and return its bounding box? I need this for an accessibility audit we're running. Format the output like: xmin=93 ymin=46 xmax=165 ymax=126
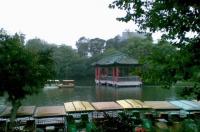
xmin=121 ymin=31 xmax=146 ymax=41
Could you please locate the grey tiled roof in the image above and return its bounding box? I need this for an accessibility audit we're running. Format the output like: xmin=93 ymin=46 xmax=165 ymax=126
xmin=92 ymin=52 xmax=139 ymax=66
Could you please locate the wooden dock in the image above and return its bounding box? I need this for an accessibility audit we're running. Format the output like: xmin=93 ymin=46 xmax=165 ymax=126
xmin=1 ymin=100 xmax=200 ymax=118
xmin=1 ymin=100 xmax=200 ymax=131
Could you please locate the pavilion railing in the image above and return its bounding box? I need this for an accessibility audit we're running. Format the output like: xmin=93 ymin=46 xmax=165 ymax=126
xmin=100 ymin=76 xmax=141 ymax=82
xmin=117 ymin=76 xmax=141 ymax=82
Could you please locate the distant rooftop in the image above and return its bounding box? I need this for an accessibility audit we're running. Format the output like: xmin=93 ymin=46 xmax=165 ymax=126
xmin=92 ymin=52 xmax=139 ymax=66
xmin=121 ymin=31 xmax=146 ymax=41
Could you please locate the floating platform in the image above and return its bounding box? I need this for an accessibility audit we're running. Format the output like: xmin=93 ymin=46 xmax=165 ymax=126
xmin=95 ymin=76 xmax=142 ymax=87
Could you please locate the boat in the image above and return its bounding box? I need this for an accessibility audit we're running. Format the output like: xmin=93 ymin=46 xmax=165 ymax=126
xmin=44 ymin=80 xmax=60 ymax=89
xmin=58 ymin=80 xmax=75 ymax=88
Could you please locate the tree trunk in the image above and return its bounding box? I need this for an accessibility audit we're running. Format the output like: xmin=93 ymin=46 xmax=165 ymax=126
xmin=9 ymin=100 xmax=21 ymax=131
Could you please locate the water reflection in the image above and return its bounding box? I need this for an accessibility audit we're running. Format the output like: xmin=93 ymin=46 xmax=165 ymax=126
xmin=20 ymin=85 xmax=176 ymax=106
xmin=141 ymin=86 xmax=176 ymax=101
xmin=96 ymin=86 xmax=142 ymax=101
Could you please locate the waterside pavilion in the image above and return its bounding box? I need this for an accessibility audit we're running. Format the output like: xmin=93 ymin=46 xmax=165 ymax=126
xmin=92 ymin=52 xmax=142 ymax=87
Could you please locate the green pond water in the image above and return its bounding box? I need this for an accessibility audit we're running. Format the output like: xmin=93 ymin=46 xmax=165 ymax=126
xmin=16 ymin=85 xmax=177 ymax=106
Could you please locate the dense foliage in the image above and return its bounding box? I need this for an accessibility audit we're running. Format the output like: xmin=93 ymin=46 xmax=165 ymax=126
xmin=0 ymin=29 xmax=54 ymax=129
xmin=109 ymin=0 xmax=200 ymax=99
xmin=26 ymin=38 xmax=94 ymax=80
xmin=25 ymin=31 xmax=179 ymax=86
xmin=109 ymin=0 xmax=200 ymax=45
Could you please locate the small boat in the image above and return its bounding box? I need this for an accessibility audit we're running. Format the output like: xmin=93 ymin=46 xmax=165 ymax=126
xmin=58 ymin=80 xmax=75 ymax=88
xmin=44 ymin=80 xmax=60 ymax=89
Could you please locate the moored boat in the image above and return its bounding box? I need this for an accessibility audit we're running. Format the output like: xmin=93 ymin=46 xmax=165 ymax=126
xmin=44 ymin=80 xmax=60 ymax=89
xmin=58 ymin=80 xmax=75 ymax=88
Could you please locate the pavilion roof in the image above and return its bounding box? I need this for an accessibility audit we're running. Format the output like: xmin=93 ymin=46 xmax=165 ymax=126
xmin=92 ymin=52 xmax=139 ymax=66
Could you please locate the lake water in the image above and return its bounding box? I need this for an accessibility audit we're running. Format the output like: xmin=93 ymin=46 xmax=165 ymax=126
xmin=18 ymin=85 xmax=177 ymax=106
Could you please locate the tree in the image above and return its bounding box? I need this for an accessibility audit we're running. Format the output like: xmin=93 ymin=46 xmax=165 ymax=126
xmin=105 ymin=31 xmax=147 ymax=51
xmin=110 ymin=0 xmax=200 ymax=99
xmin=105 ymin=35 xmax=122 ymax=50
xmin=89 ymin=38 xmax=105 ymax=56
xmin=53 ymin=45 xmax=80 ymax=79
xmin=26 ymin=38 xmax=56 ymax=52
xmin=0 ymin=29 xmax=54 ymax=129
xmin=76 ymin=37 xmax=90 ymax=57
xmin=26 ymin=37 xmax=93 ymax=80
xmin=122 ymin=36 xmax=153 ymax=60
xmin=121 ymin=36 xmax=178 ymax=84
xmin=142 ymin=41 xmax=178 ymax=84
xmin=109 ymin=0 xmax=200 ymax=45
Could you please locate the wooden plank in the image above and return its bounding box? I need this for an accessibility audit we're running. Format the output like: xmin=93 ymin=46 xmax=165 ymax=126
xmin=64 ymin=102 xmax=75 ymax=112
xmin=117 ymin=99 xmax=151 ymax=109
xmin=126 ymin=99 xmax=142 ymax=108
xmin=134 ymin=100 xmax=150 ymax=108
xmin=144 ymin=101 xmax=180 ymax=110
xmin=92 ymin=102 xmax=122 ymax=111
xmin=17 ymin=106 xmax=36 ymax=116
xmin=181 ymin=100 xmax=200 ymax=109
xmin=0 ymin=107 xmax=12 ymax=117
xmin=1 ymin=106 xmax=36 ymax=117
xmin=34 ymin=106 xmax=65 ymax=118
xmin=116 ymin=100 xmax=132 ymax=109
xmin=64 ymin=101 xmax=95 ymax=112
xmin=170 ymin=100 xmax=200 ymax=111
xmin=82 ymin=101 xmax=95 ymax=111
xmin=73 ymin=101 xmax=85 ymax=111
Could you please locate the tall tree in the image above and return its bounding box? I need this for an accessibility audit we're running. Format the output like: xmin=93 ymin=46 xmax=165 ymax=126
xmin=89 ymin=38 xmax=105 ymax=56
xmin=53 ymin=45 xmax=78 ymax=79
xmin=0 ymin=29 xmax=54 ymax=129
xmin=26 ymin=38 xmax=56 ymax=52
xmin=122 ymin=36 xmax=153 ymax=60
xmin=76 ymin=37 xmax=89 ymax=57
xmin=105 ymin=35 xmax=122 ymax=50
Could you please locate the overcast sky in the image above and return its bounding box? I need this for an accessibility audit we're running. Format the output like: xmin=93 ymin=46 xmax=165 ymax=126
xmin=0 ymin=0 xmax=161 ymax=48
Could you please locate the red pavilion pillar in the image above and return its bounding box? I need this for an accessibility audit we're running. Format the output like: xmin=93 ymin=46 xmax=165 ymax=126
xmin=98 ymin=67 xmax=101 ymax=80
xmin=116 ymin=67 xmax=119 ymax=81
xmin=95 ymin=67 xmax=101 ymax=80
xmin=112 ymin=67 xmax=116 ymax=81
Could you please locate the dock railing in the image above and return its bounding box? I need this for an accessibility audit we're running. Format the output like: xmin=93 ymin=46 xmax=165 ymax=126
xmin=117 ymin=76 xmax=141 ymax=82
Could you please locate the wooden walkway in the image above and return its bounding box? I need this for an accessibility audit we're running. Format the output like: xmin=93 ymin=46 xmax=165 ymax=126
xmin=1 ymin=100 xmax=200 ymax=117
xmin=0 ymin=100 xmax=200 ymax=131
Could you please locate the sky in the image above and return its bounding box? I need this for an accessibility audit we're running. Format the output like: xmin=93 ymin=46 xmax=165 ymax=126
xmin=0 ymin=0 xmax=161 ymax=48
